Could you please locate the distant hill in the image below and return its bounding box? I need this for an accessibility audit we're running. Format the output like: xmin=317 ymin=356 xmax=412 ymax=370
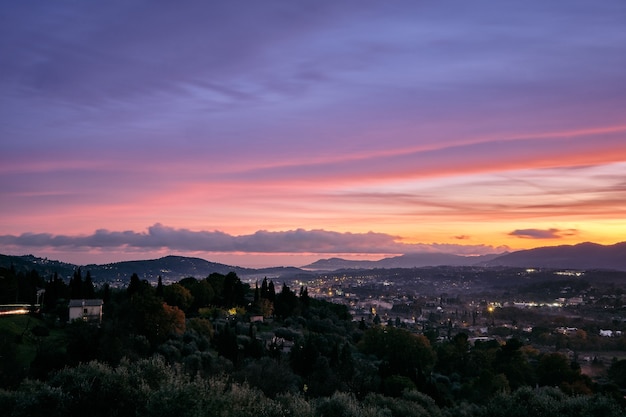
xmin=486 ymin=242 xmax=626 ymax=271
xmin=0 ymin=254 xmax=308 ymax=285
xmin=82 ymin=255 xmax=253 ymax=283
xmin=0 ymin=254 xmax=77 ymax=278
xmin=84 ymin=257 xmax=310 ymax=282
xmin=303 ymin=252 xmax=502 ymax=270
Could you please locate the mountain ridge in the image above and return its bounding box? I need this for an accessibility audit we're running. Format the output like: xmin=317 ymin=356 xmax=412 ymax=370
xmin=485 ymin=241 xmax=626 ymax=270
xmin=2 ymin=241 xmax=625 ymax=286
xmin=302 ymin=252 xmax=503 ymax=270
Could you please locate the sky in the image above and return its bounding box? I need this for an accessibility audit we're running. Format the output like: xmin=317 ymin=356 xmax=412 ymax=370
xmin=1 ymin=1 xmax=625 ymax=268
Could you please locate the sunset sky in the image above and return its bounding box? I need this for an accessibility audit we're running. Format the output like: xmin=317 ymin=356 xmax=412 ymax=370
xmin=1 ymin=1 xmax=625 ymax=267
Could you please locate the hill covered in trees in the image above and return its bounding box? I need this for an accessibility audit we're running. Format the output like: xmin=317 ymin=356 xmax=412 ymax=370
xmin=1 ymin=265 xmax=625 ymax=416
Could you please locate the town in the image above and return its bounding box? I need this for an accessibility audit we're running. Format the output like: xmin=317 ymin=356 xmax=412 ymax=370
xmin=284 ymin=266 xmax=626 ymax=370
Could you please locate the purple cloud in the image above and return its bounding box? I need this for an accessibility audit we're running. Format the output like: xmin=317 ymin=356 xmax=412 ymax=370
xmin=0 ymin=224 xmax=505 ymax=256
xmin=509 ymin=228 xmax=579 ymax=239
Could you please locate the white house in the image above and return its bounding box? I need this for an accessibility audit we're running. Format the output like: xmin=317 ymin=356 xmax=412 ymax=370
xmin=599 ymin=329 xmax=623 ymax=337
xmin=69 ymin=299 xmax=103 ymax=324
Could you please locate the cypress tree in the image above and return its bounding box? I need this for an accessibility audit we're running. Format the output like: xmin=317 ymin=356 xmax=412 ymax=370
xmin=156 ymin=276 xmax=164 ymax=298
xmin=83 ymin=271 xmax=95 ymax=298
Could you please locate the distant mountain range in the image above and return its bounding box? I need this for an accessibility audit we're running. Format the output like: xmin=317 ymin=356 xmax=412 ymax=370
xmin=485 ymin=241 xmax=626 ymax=270
xmin=304 ymin=242 xmax=626 ymax=271
xmin=1 ymin=241 xmax=625 ymax=285
xmin=302 ymin=252 xmax=503 ymax=270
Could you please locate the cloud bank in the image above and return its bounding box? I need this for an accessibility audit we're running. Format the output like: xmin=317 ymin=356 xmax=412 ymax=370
xmin=0 ymin=224 xmax=506 ymax=256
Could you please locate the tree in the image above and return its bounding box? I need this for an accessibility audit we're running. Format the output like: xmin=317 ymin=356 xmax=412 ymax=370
xmin=222 ymin=272 xmax=246 ymax=307
xmin=536 ymin=352 xmax=579 ymax=388
xmin=127 ymin=273 xmax=142 ymax=298
xmin=359 ymin=326 xmax=436 ymax=383
xmin=83 ymin=271 xmax=95 ymax=298
xmin=186 ymin=317 xmax=214 ymax=341
xmin=435 ymin=332 xmax=470 ymax=376
xmin=163 ymin=283 xmax=194 ymax=313
xmin=70 ymin=268 xmax=83 ymax=299
xmin=43 ymin=271 xmax=69 ymax=313
xmin=493 ymin=338 xmax=535 ymax=390
xmin=299 ymin=286 xmax=310 ymax=308
xmin=252 ymin=297 xmax=274 ymax=318
xmin=268 ymin=280 xmax=276 ymax=302
xmin=156 ymin=276 xmax=164 ymax=298
xmin=191 ymin=279 xmax=215 ymax=310
xmin=274 ymin=283 xmax=300 ymax=319
xmin=214 ymin=322 xmax=239 ymax=364
xmin=101 ymin=283 xmax=111 ymax=305
xmin=608 ymin=359 xmax=626 ymax=389
xmin=206 ymin=272 xmax=247 ymax=308
xmin=0 ymin=267 xmax=18 ymax=304
xmin=261 ymin=277 xmax=269 ymax=299
xmin=129 ymin=293 xmax=185 ymax=345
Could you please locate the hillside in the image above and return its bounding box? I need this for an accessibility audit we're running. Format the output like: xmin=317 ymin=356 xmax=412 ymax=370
xmin=486 ymin=241 xmax=626 ymax=271
xmin=0 ymin=254 xmax=308 ymax=284
xmin=0 ymin=254 xmax=76 ymax=278
xmin=83 ymin=255 xmax=252 ymax=282
xmin=300 ymin=242 xmax=626 ymax=271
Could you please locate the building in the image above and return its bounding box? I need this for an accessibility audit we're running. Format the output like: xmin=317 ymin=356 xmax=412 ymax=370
xmin=68 ymin=299 xmax=103 ymax=324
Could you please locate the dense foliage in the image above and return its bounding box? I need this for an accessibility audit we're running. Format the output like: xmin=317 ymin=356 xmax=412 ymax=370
xmin=1 ymin=266 xmax=625 ymax=416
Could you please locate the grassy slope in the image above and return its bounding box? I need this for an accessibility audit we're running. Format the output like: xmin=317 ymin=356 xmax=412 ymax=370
xmin=0 ymin=315 xmax=66 ymax=367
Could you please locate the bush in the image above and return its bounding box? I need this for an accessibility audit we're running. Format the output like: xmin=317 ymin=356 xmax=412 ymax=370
xmin=480 ymin=386 xmax=625 ymax=417
xmin=313 ymin=392 xmax=388 ymax=417
xmin=364 ymin=391 xmax=442 ymax=417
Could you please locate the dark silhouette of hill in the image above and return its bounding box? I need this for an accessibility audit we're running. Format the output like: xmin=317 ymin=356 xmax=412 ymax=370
xmin=82 ymin=255 xmax=252 ymax=282
xmin=486 ymin=241 xmax=626 ymax=270
xmin=303 ymin=252 xmax=502 ymax=270
xmin=0 ymin=254 xmax=77 ymax=278
xmin=0 ymin=254 xmax=308 ymax=284
xmin=2 ymin=241 xmax=625 ymax=285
